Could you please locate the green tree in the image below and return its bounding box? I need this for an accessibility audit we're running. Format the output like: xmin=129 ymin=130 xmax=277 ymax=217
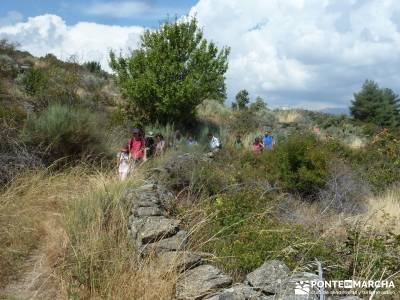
xmin=109 ymin=17 xmax=230 ymax=125
xmin=235 ymin=89 xmax=250 ymax=110
xmin=350 ymin=80 xmax=400 ymax=129
xmin=250 ymin=96 xmax=267 ymax=111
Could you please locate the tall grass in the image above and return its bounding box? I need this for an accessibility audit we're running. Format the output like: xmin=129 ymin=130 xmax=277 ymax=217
xmin=0 ymin=166 xmax=99 ymax=291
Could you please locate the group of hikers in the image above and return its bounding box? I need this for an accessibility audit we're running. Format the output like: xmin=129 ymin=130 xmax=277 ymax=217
xmin=116 ymin=128 xmax=274 ymax=181
xmin=234 ymin=130 xmax=275 ymax=154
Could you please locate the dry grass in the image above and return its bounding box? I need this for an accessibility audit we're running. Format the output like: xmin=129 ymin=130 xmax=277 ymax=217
xmin=363 ymin=187 xmax=400 ymax=234
xmin=276 ymin=109 xmax=304 ymax=124
xmin=0 ymin=166 xmax=94 ymax=290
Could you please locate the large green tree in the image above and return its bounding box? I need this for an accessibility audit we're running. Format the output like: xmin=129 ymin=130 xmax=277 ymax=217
xmin=350 ymin=80 xmax=400 ymax=129
xmin=110 ymin=18 xmax=230 ymax=125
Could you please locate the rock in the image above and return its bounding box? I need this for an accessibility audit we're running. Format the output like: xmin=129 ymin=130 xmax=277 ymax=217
xmin=157 ymin=251 xmax=202 ymax=271
xmin=130 ymin=216 xmax=180 ymax=245
xmin=205 ymin=284 xmax=271 ymax=299
xmin=141 ymin=230 xmax=188 ymax=255
xmin=337 ymin=297 xmax=363 ymax=300
xmin=134 ymin=206 xmax=165 ymax=217
xmin=274 ymin=272 xmax=320 ymax=300
xmin=133 ymin=196 xmax=161 ymax=208
xmin=176 ymin=264 xmax=233 ymax=299
xmin=245 ymin=260 xmax=290 ymax=294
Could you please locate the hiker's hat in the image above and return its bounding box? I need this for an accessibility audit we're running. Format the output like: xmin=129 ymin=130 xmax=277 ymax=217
xmin=132 ymin=128 xmax=140 ymax=134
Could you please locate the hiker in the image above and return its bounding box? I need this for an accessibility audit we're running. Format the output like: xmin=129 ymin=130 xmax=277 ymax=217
xmin=234 ymin=134 xmax=243 ymax=150
xmin=262 ymin=130 xmax=274 ymax=150
xmin=116 ymin=145 xmax=130 ymax=181
xmin=145 ymin=131 xmax=156 ymax=158
xmin=128 ymin=128 xmax=146 ymax=163
xmin=207 ymin=132 xmax=221 ymax=152
xmin=155 ymin=133 xmax=166 ymax=156
xmin=187 ymin=135 xmax=198 ymax=147
xmin=173 ymin=130 xmax=183 ymax=149
xmin=252 ymin=137 xmax=263 ymax=154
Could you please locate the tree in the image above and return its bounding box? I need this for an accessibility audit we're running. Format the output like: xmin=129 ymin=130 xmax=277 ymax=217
xmin=250 ymin=96 xmax=267 ymax=111
xmin=234 ymin=89 xmax=250 ymax=110
xmin=110 ymin=17 xmax=230 ymax=125
xmin=350 ymin=80 xmax=400 ymax=129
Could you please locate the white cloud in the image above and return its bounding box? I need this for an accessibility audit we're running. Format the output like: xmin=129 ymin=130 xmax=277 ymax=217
xmin=1 ymin=0 xmax=400 ymax=109
xmin=190 ymin=0 xmax=400 ymax=109
xmin=85 ymin=1 xmax=150 ymax=18
xmin=0 ymin=14 xmax=144 ymax=71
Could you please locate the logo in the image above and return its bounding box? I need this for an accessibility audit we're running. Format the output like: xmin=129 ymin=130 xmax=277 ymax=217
xmin=295 ymin=280 xmax=311 ymax=295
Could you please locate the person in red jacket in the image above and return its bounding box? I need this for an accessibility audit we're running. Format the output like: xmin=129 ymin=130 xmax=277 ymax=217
xmin=128 ymin=128 xmax=146 ymax=163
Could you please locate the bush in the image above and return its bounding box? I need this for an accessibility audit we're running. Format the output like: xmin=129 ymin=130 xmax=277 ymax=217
xmin=22 ymin=104 xmax=108 ymax=162
xmin=22 ymin=68 xmax=48 ymax=96
xmin=260 ymin=133 xmax=333 ymax=198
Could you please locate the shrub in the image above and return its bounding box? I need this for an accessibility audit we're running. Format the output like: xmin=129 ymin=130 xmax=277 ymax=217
xmin=22 ymin=68 xmax=48 ymax=96
xmin=22 ymin=104 xmax=108 ymax=162
xmin=261 ymin=133 xmax=333 ymax=198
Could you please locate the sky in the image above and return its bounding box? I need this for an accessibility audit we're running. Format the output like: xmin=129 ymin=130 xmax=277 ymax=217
xmin=1 ymin=0 xmax=400 ymax=110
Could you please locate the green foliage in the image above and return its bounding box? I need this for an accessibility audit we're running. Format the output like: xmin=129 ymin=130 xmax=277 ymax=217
xmin=350 ymin=80 xmax=400 ymax=129
xmin=22 ymin=104 xmax=108 ymax=162
xmin=22 ymin=68 xmax=48 ymax=96
xmin=110 ymin=17 xmax=230 ymax=125
xmin=342 ymin=220 xmax=400 ymax=284
xmin=234 ymin=89 xmax=250 ymax=110
xmin=261 ymin=133 xmax=333 ymax=197
xmin=83 ymin=61 xmax=102 ymax=74
xmin=353 ymin=131 xmax=400 ymax=192
xmin=197 ymin=189 xmax=343 ymax=277
xmin=250 ymin=96 xmax=267 ymax=111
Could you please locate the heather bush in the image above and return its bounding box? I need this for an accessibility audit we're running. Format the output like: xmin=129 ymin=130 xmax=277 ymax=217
xmin=22 ymin=104 xmax=108 ymax=163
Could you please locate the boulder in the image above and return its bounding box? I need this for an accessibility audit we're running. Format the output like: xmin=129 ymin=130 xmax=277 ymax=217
xmin=245 ymin=260 xmax=290 ymax=294
xmin=176 ymin=264 xmax=233 ymax=299
xmin=274 ymin=272 xmax=320 ymax=300
xmin=205 ymin=284 xmax=272 ymax=300
xmin=337 ymin=297 xmax=363 ymax=300
xmin=141 ymin=230 xmax=188 ymax=255
xmin=157 ymin=251 xmax=202 ymax=271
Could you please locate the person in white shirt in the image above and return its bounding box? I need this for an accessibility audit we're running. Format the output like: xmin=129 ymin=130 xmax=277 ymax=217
xmin=207 ymin=132 xmax=221 ymax=152
xmin=116 ymin=145 xmax=130 ymax=181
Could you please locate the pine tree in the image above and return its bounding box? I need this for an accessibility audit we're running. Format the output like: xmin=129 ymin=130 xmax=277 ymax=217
xmin=350 ymin=80 xmax=400 ymax=129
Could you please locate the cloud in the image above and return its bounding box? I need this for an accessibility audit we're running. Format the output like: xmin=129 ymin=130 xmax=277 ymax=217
xmin=0 ymin=14 xmax=144 ymax=71
xmin=85 ymin=1 xmax=151 ymax=18
xmin=189 ymin=0 xmax=400 ymax=109
xmin=1 ymin=1 xmax=400 ymax=109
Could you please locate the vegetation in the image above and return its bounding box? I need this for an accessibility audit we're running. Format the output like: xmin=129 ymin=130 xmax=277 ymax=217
xmin=350 ymin=80 xmax=400 ymax=130
xmin=110 ymin=17 xmax=230 ymax=125
xmin=1 ymin=17 xmax=400 ymax=299
xmin=23 ymin=104 xmax=108 ymax=163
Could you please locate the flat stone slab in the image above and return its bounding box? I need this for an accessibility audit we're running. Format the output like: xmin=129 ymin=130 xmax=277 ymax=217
xmin=157 ymin=251 xmax=202 ymax=272
xmin=131 ymin=216 xmax=180 ymax=244
xmin=275 ymin=272 xmax=320 ymax=300
xmin=205 ymin=284 xmax=272 ymax=300
xmin=176 ymin=264 xmax=233 ymax=299
xmin=134 ymin=206 xmax=165 ymax=217
xmin=141 ymin=230 xmax=188 ymax=255
xmin=246 ymin=260 xmax=290 ymax=294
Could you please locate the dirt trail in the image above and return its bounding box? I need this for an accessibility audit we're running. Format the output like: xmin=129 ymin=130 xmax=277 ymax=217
xmin=2 ymin=219 xmax=63 ymax=300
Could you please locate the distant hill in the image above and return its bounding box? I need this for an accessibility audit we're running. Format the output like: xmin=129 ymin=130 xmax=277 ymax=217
xmin=320 ymin=107 xmax=349 ymax=115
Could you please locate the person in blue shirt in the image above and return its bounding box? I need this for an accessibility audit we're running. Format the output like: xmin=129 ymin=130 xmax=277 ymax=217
xmin=262 ymin=130 xmax=274 ymax=150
